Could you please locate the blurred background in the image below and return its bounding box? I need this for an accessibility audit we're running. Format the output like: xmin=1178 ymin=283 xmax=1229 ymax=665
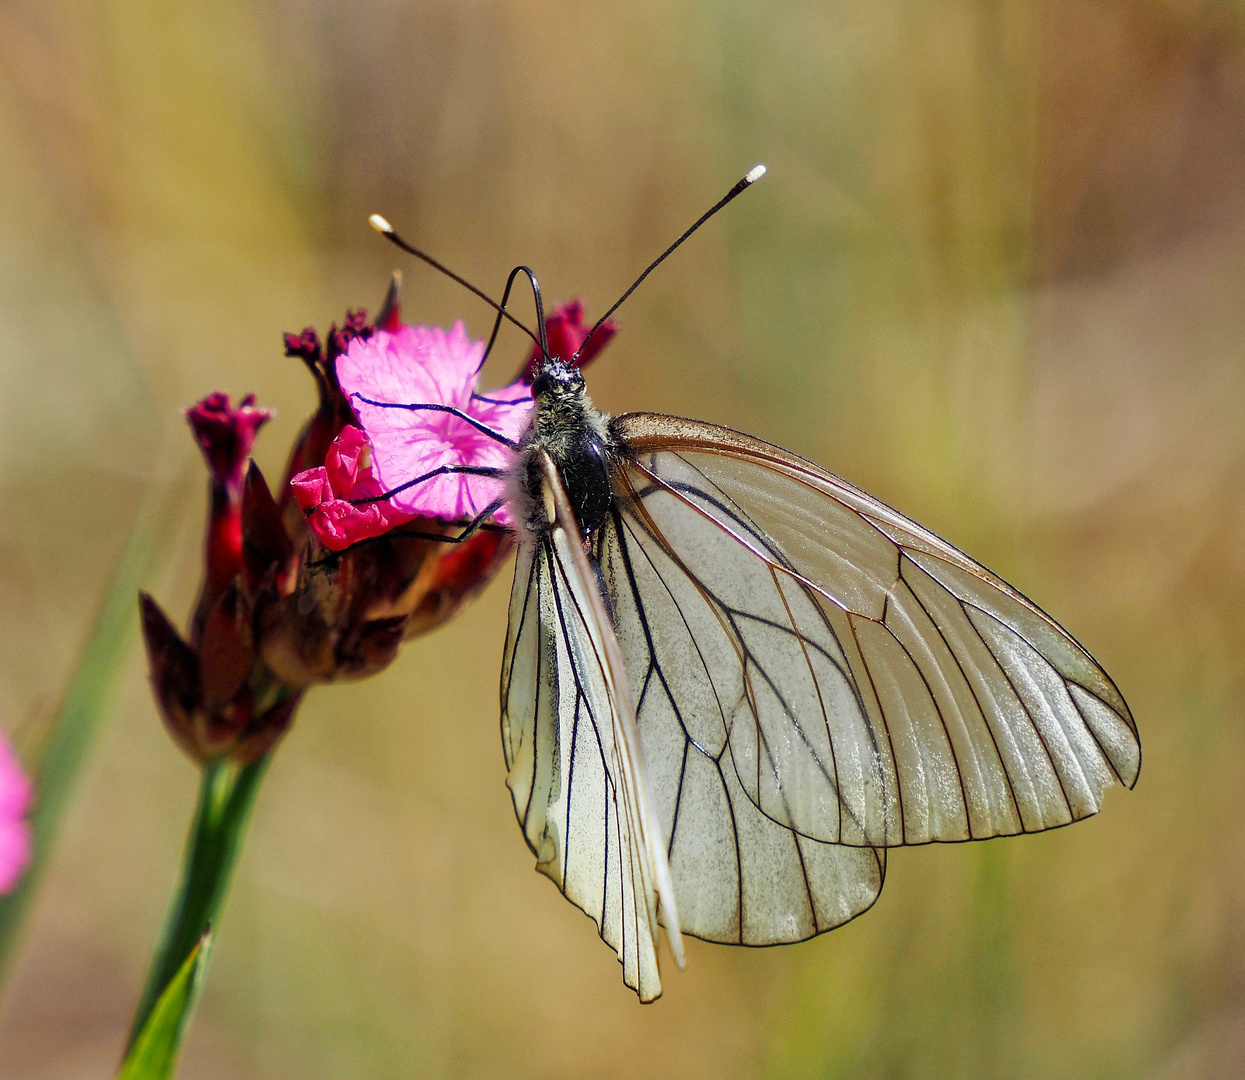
xmin=1 ymin=0 xmax=1243 ymax=1076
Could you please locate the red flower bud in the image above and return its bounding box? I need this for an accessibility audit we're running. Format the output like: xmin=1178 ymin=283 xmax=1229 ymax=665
xmin=375 ymin=271 xmax=403 ymax=333
xmin=186 ymin=392 xmax=272 ymax=494
xmin=518 ymin=300 xmax=616 ymax=383
xmin=278 ymin=306 xmax=379 ymax=538
xmin=186 ymin=393 xmax=272 ymax=644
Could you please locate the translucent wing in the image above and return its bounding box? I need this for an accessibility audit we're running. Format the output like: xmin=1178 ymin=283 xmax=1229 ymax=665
xmin=598 ymin=502 xmax=887 ymax=944
xmin=609 ymin=413 xmax=1140 ymax=849
xmin=500 ymin=452 xmax=682 ymax=1001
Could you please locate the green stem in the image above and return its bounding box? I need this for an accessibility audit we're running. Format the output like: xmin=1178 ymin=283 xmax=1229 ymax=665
xmin=125 ymin=755 xmax=270 ymax=1054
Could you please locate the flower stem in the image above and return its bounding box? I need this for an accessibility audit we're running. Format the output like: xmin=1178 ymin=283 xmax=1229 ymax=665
xmin=125 ymin=755 xmax=270 ymax=1056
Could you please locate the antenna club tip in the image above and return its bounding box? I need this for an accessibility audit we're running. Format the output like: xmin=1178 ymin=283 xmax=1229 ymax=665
xmin=745 ymin=164 xmax=767 ymax=184
xmin=369 ymin=213 xmax=393 ymax=234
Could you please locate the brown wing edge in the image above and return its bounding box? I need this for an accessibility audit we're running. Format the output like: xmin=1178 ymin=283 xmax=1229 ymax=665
xmin=611 ymin=411 xmax=1140 ymax=791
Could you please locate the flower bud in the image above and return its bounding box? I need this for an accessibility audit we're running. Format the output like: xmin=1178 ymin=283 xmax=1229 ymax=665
xmin=185 ymin=393 xmax=272 ymax=644
xmin=279 ymin=311 xmax=375 ymax=520
xmin=517 ymin=299 xmax=616 ymax=383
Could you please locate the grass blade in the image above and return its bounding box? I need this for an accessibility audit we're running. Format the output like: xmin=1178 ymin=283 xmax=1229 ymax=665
xmin=0 ymin=478 xmax=186 ymax=976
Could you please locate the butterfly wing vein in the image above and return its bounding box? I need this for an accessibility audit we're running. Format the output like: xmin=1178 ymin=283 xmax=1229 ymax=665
xmin=501 ymin=524 xmax=664 ymax=999
xmin=609 ymin=412 xmax=1139 ymax=851
xmin=600 ymin=501 xmax=886 ymax=944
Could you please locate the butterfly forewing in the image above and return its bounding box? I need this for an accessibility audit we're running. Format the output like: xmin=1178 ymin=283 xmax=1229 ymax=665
xmin=610 ymin=413 xmax=1140 ymax=849
xmin=500 ymin=455 xmax=678 ymax=1001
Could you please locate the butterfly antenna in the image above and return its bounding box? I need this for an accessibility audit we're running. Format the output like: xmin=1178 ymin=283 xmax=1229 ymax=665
xmin=478 ymin=264 xmax=549 ymax=372
xmin=369 ymin=214 xmax=550 ymax=361
xmin=574 ymin=164 xmax=767 ymax=361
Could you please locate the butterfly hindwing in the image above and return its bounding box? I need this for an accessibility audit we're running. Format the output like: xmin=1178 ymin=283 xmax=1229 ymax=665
xmin=609 ymin=413 xmax=1140 ymax=850
xmin=598 ymin=503 xmax=887 ymax=943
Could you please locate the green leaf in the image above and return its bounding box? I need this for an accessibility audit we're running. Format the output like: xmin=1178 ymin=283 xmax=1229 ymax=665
xmin=118 ymin=927 xmax=213 ymax=1080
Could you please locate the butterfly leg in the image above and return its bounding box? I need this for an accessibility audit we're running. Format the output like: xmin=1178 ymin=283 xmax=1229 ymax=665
xmin=387 ymin=500 xmax=508 ymax=545
xmin=351 ymin=463 xmax=507 ymax=505
xmin=349 ymin=395 xmax=523 ymax=449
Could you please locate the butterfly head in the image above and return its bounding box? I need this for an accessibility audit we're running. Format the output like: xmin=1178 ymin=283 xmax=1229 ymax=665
xmin=530 ymin=358 xmax=585 ymax=404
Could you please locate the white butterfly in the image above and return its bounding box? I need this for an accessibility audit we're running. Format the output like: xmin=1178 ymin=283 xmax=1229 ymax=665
xmin=499 ymin=368 xmax=1138 ymax=1002
xmin=370 ymin=169 xmax=1140 ymax=1002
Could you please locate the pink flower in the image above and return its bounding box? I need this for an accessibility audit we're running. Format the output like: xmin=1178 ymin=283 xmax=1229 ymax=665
xmin=289 ymin=425 xmax=419 ymax=550
xmin=291 ymin=300 xmax=619 ymax=554
xmin=294 ymin=321 xmax=534 ymax=551
xmin=0 ymin=733 xmax=32 ymax=894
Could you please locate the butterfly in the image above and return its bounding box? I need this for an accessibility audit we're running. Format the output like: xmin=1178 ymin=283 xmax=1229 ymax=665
xmin=368 ymin=168 xmax=1140 ymax=1002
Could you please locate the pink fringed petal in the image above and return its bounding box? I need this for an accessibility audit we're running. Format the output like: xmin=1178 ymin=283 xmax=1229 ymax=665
xmin=306 ymin=497 xmax=412 ymax=551
xmin=295 ymin=303 xmax=617 ymax=549
xmin=331 ymin=323 xmax=533 ymax=529
xmin=290 ymin=467 xmax=333 ymax=513
xmin=291 ymin=447 xmax=416 ymax=552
